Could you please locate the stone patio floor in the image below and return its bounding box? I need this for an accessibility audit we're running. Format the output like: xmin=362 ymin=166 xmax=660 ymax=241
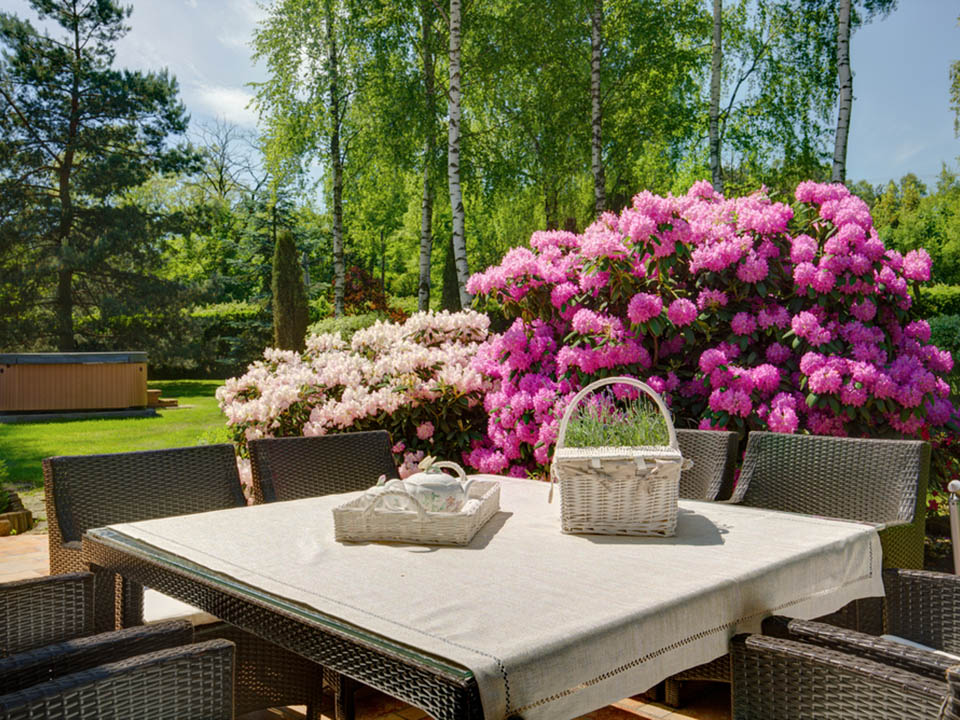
xmin=0 ymin=534 xmax=730 ymax=720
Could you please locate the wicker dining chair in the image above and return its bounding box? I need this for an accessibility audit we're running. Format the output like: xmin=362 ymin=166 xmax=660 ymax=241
xmin=675 ymin=429 xmax=739 ymax=500
xmin=762 ymin=568 xmax=960 ymax=678
xmin=664 ymin=431 xmax=930 ymax=707
xmin=0 ymin=572 xmax=235 ymax=719
xmin=740 ymin=571 xmax=960 ymax=719
xmin=730 ymin=632 xmax=949 ymax=719
xmin=42 ymin=445 xmax=324 ymax=718
xmin=248 ymin=430 xmax=399 ymax=504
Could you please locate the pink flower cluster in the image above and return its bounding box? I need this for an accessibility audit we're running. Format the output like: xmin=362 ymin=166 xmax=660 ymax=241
xmin=466 ymin=180 xmax=955 ymax=478
xmin=216 ymin=310 xmax=492 ymax=467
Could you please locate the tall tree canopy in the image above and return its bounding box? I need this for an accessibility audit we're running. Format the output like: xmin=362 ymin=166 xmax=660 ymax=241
xmin=0 ymin=0 xmax=196 ymax=351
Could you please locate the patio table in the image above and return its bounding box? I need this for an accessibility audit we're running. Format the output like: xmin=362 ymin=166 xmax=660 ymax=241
xmin=81 ymin=475 xmax=884 ymax=720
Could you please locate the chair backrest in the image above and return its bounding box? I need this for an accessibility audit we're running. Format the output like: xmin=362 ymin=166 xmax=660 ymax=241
xmin=676 ymin=429 xmax=740 ymax=500
xmin=43 ymin=444 xmax=246 ymax=548
xmin=730 ymin=431 xmax=929 ymax=526
xmin=249 ymin=430 xmax=399 ymax=503
xmin=0 ymin=573 xmax=93 ymax=657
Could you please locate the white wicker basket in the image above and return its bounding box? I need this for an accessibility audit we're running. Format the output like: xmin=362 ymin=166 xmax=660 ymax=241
xmin=333 ymin=480 xmax=500 ymax=545
xmin=550 ymin=376 xmax=682 ymax=537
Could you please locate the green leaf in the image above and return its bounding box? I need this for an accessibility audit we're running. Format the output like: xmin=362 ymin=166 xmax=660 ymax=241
xmin=806 ymin=392 xmax=818 ymax=408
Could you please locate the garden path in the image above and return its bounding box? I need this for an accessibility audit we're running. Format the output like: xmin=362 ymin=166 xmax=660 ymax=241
xmin=0 ymin=534 xmax=728 ymax=720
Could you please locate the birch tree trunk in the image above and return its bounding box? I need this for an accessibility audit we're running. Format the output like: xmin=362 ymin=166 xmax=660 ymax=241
xmin=709 ymin=0 xmax=723 ymax=194
xmin=590 ymin=0 xmax=605 ymax=215
xmin=418 ymin=2 xmax=435 ymax=313
xmin=447 ymin=0 xmax=471 ymax=308
xmin=832 ymin=0 xmax=852 ymax=183
xmin=326 ymin=0 xmax=345 ymax=316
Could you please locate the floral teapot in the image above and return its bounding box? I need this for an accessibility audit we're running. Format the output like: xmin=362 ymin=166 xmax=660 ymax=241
xmin=381 ymin=456 xmax=474 ymax=513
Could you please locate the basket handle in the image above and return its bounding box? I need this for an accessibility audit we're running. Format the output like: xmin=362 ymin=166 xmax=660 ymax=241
xmin=549 ymin=376 xmax=677 ymax=503
xmin=362 ymin=490 xmax=428 ymax=521
xmin=556 ymin=375 xmax=678 ymax=451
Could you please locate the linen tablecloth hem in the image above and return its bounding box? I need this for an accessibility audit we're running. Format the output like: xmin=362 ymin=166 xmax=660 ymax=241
xmin=506 ymin=569 xmax=883 ymax=718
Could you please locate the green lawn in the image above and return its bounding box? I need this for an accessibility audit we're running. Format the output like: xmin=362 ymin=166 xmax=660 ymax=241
xmin=0 ymin=380 xmax=231 ymax=489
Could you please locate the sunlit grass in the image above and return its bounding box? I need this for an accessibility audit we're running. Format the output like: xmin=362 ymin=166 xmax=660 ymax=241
xmin=0 ymin=380 xmax=229 ymax=489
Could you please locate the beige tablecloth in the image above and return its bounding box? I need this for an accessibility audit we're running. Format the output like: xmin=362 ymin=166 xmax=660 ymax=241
xmin=109 ymin=476 xmax=883 ymax=720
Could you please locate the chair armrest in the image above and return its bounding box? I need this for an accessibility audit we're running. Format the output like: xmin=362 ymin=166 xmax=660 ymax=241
xmin=0 ymin=638 xmax=235 ymax=720
xmin=762 ymin=615 xmax=955 ymax=682
xmin=0 ymin=619 xmax=193 ymax=695
xmin=0 ymin=573 xmax=93 ymax=656
xmin=732 ymin=632 xmax=948 ymax=719
xmin=883 ymin=568 xmax=960 ymax=653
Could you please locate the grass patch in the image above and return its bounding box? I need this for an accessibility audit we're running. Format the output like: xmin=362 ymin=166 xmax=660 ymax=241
xmin=0 ymin=380 xmax=229 ymax=489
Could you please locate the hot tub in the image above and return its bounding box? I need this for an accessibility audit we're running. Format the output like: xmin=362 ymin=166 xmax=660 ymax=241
xmin=0 ymin=352 xmax=148 ymax=412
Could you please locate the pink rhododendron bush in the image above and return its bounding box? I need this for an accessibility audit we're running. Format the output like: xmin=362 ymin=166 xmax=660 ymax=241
xmin=464 ymin=180 xmax=957 ymax=478
xmin=216 ymin=310 xmax=491 ymax=480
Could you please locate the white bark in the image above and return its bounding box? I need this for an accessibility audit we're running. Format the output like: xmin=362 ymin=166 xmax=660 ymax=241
xmin=709 ymin=0 xmax=723 ymax=194
xmin=447 ymin=0 xmax=471 ymax=308
xmin=832 ymin=0 xmax=852 ymax=184
xmin=326 ymin=0 xmax=344 ymax=316
xmin=418 ymin=3 xmax=435 ymax=313
xmin=590 ymin=0 xmax=605 ymax=215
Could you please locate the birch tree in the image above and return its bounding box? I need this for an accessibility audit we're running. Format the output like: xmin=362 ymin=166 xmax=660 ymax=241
xmin=590 ymin=0 xmax=605 ymax=214
xmin=447 ymin=0 xmax=471 ymax=308
xmin=709 ymin=0 xmax=723 ymax=193
xmin=831 ymin=0 xmax=852 ymax=183
xmin=419 ymin=0 xmax=439 ymax=311
xmin=252 ymin=0 xmax=355 ymax=316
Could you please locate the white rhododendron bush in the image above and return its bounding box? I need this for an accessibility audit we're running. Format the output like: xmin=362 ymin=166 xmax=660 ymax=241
xmin=216 ymin=310 xmax=492 ymax=482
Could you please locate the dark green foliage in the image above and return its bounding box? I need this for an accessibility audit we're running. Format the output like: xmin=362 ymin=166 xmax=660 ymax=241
xmin=914 ymin=286 xmax=960 ymax=319
xmin=272 ymin=229 xmax=309 ymax=351
xmin=929 ymin=314 xmax=960 ymax=395
xmin=0 ymin=0 xmax=199 ymax=353
xmin=441 ymin=237 xmax=462 ymax=312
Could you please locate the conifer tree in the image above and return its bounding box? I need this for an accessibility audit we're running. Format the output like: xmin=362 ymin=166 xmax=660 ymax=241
xmin=271 ymin=229 xmax=309 ymax=352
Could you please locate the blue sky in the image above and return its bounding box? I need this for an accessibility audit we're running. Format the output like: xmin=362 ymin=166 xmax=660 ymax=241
xmin=0 ymin=0 xmax=957 ymax=188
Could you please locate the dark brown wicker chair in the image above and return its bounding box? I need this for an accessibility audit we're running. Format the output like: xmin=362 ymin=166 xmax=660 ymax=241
xmin=743 ymin=571 xmax=960 ymax=718
xmin=42 ymin=445 xmax=324 ymax=718
xmin=249 ymin=430 xmax=399 ymax=504
xmin=675 ymin=429 xmax=739 ymax=500
xmin=730 ymin=432 xmax=929 ymax=570
xmin=763 ymin=569 xmax=960 ymax=677
xmin=730 ymin=632 xmax=949 ymax=719
xmin=0 ymin=572 xmax=235 ymax=719
xmin=665 ymin=432 xmax=930 ymax=707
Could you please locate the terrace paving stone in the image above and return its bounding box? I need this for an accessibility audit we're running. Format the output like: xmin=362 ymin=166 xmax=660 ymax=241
xmin=0 ymin=533 xmax=729 ymax=720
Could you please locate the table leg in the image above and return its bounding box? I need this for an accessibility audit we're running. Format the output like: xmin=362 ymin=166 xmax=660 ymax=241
xmin=87 ymin=563 xmax=119 ymax=633
xmin=324 ymin=667 xmax=357 ymax=720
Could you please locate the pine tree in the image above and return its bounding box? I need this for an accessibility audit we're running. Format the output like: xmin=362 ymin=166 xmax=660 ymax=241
xmin=0 ymin=0 xmax=196 ymax=351
xmin=272 ymin=229 xmax=309 ymax=352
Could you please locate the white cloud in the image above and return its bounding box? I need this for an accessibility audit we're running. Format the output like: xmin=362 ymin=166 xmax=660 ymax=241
xmin=191 ymin=84 xmax=259 ymax=128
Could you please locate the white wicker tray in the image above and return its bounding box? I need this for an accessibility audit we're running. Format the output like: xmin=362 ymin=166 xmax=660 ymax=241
xmin=333 ymin=480 xmax=501 ymax=545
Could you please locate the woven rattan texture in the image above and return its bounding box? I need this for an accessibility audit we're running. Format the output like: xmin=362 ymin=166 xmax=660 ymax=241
xmin=763 ymin=613 xmax=955 ymax=683
xmin=675 ymin=429 xmax=739 ymax=500
xmin=43 ymin=445 xmax=323 ymax=718
xmin=884 ymin=568 xmax=960 ymax=654
xmin=0 ymin=619 xmax=194 ymax=695
xmin=249 ymin=430 xmax=399 ymax=504
xmin=731 ymin=432 xmax=929 ymax=569
xmin=730 ymin=633 xmax=947 ymax=719
xmin=84 ymin=535 xmax=484 ymax=720
xmin=0 ymin=573 xmax=93 ymax=657
xmin=0 ymin=638 xmax=235 ymax=720
xmin=43 ymin=444 xmax=245 ymax=575
xmin=945 ymin=666 xmax=960 ymax=720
